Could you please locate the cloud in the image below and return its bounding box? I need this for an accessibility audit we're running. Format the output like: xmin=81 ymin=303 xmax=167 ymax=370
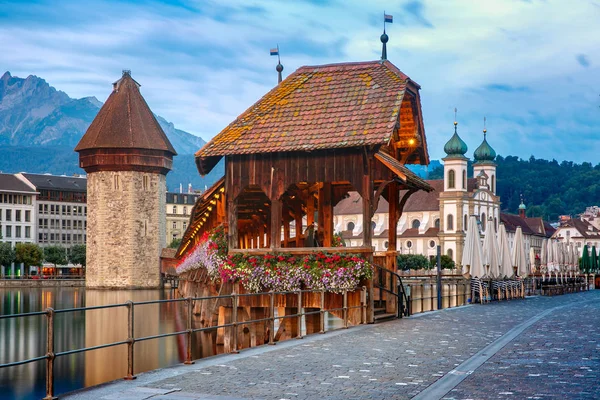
xmin=576 ymin=54 xmax=590 ymax=68
xmin=0 ymin=0 xmax=599 ymax=164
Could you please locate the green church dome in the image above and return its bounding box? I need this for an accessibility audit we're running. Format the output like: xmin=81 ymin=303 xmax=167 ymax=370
xmin=473 ymin=129 xmax=496 ymax=162
xmin=443 ymin=122 xmax=468 ymax=157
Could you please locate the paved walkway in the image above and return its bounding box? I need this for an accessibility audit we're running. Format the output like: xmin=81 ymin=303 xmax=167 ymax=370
xmin=64 ymin=291 xmax=600 ymax=400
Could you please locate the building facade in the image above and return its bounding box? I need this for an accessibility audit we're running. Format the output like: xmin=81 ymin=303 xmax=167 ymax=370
xmin=335 ymin=122 xmax=553 ymax=266
xmin=166 ymin=191 xmax=199 ymax=247
xmin=0 ymin=173 xmax=37 ymax=246
xmin=17 ymin=173 xmax=87 ymax=248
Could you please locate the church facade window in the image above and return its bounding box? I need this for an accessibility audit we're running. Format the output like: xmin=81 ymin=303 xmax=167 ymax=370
xmin=464 ymin=214 xmax=468 ymax=231
xmin=481 ymin=213 xmax=486 ymax=231
xmin=347 ymin=221 xmax=355 ymax=231
xmin=447 ymin=248 xmax=453 ymax=259
xmin=434 ymin=218 xmax=440 ymax=229
xmin=462 ymin=170 xmax=466 ymax=189
xmin=412 ymin=219 xmax=421 ymax=229
xmin=447 ymin=214 xmax=454 ymax=231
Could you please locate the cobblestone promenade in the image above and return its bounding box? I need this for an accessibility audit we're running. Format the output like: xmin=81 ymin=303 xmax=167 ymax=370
xmin=65 ymin=291 xmax=600 ymax=400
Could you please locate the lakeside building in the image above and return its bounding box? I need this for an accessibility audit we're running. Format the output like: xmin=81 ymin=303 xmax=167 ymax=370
xmin=0 ymin=173 xmax=37 ymax=247
xmin=166 ymin=190 xmax=200 ymax=246
xmin=17 ymin=173 xmax=88 ymax=248
xmin=335 ymin=123 xmax=554 ymax=265
xmin=552 ymin=216 xmax=600 ymax=250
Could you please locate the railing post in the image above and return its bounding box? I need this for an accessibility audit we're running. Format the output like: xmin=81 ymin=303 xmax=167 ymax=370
xmin=398 ymin=281 xmax=403 ymax=319
xmin=296 ymin=290 xmax=303 ymax=339
xmin=320 ymin=290 xmax=326 ymax=334
xmin=361 ymin=286 xmax=367 ymax=324
xmin=231 ymin=292 xmax=239 ymax=353
xmin=43 ymin=307 xmax=57 ymax=400
xmin=269 ymin=291 xmax=275 ymax=345
xmin=343 ymin=290 xmax=348 ymax=329
xmin=184 ymin=298 xmax=194 ymax=365
xmin=124 ymin=301 xmax=136 ymax=380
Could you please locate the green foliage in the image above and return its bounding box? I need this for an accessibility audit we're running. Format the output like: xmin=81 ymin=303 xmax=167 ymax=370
xmin=168 ymin=238 xmax=182 ymax=249
xmin=69 ymin=244 xmax=86 ymax=266
xmin=15 ymin=243 xmax=43 ymax=268
xmin=429 ymin=254 xmax=456 ymax=270
xmin=0 ymin=242 xmax=15 ymax=267
xmin=44 ymin=245 xmax=68 ymax=266
xmin=397 ymin=254 xmax=431 ymax=270
xmin=429 ymin=155 xmax=600 ymax=220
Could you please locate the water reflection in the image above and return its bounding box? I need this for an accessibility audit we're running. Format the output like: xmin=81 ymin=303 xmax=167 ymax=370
xmin=0 ymin=287 xmax=196 ymax=400
xmin=0 ymin=287 xmax=343 ymax=400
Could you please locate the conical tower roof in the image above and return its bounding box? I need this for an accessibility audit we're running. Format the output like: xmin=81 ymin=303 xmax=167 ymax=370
xmin=75 ymin=71 xmax=176 ymax=155
xmin=76 ymin=71 xmax=176 ymax=174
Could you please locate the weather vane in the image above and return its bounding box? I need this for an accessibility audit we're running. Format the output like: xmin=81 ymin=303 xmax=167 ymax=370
xmin=270 ymin=45 xmax=283 ymax=84
xmin=381 ymin=12 xmax=393 ymax=60
xmin=483 ymin=116 xmax=487 ymax=137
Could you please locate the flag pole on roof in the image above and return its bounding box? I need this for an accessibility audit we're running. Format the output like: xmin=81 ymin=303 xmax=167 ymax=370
xmin=381 ymin=12 xmax=392 ymax=60
xmin=270 ymin=45 xmax=283 ymax=84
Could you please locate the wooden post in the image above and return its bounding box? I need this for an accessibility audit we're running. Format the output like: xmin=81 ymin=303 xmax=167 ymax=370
xmin=387 ymin=181 xmax=399 ymax=271
xmin=270 ymin=198 xmax=282 ymax=249
xmin=283 ymin=220 xmax=290 ymax=248
xmin=227 ymin=196 xmax=238 ymax=250
xmin=361 ymin=150 xmax=374 ymax=324
xmin=321 ymin=183 xmax=333 ymax=247
xmin=295 ymin=204 xmax=303 ymax=247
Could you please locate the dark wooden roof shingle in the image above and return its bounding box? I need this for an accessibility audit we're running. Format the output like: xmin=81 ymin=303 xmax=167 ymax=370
xmin=75 ymin=72 xmax=176 ymax=155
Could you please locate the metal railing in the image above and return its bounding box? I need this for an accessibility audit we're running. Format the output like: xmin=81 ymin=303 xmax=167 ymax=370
xmin=0 ymin=288 xmax=367 ymax=399
xmin=373 ymin=264 xmax=410 ymax=318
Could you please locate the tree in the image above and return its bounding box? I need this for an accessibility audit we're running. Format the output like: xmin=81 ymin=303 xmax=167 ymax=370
xmin=397 ymin=254 xmax=431 ymax=270
xmin=69 ymin=244 xmax=86 ymax=267
xmin=168 ymin=238 xmax=182 ymax=249
xmin=15 ymin=243 xmax=43 ymax=277
xmin=0 ymin=242 xmax=15 ymax=272
xmin=44 ymin=245 xmax=67 ymax=266
xmin=429 ymin=254 xmax=456 ymax=270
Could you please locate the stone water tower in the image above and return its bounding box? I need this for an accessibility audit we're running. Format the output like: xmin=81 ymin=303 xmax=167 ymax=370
xmin=75 ymin=71 xmax=177 ymax=288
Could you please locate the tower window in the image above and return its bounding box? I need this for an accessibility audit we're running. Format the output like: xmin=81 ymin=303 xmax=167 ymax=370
xmin=114 ymin=175 xmax=120 ymax=190
xmin=448 ymin=169 xmax=456 ymax=189
xmin=447 ymin=214 xmax=454 ymax=231
xmin=462 ymin=170 xmax=466 ymax=189
xmin=464 ymin=214 xmax=468 ymax=231
xmin=143 ymin=175 xmax=149 ymax=190
xmin=434 ymin=218 xmax=440 ymax=229
xmin=481 ymin=213 xmax=486 ymax=232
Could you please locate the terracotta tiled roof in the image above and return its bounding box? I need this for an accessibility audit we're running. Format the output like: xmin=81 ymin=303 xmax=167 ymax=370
xmin=500 ymin=213 xmax=536 ymax=235
xmin=398 ymin=227 xmax=440 ymax=238
xmin=197 ymin=60 xmax=421 ymax=163
xmin=75 ymin=72 xmax=176 ymax=155
xmin=555 ymin=218 xmax=600 ymax=239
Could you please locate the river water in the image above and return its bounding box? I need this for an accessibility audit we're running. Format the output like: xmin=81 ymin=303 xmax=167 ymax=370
xmin=0 ymin=287 xmax=217 ymax=400
xmin=0 ymin=287 xmax=343 ymax=400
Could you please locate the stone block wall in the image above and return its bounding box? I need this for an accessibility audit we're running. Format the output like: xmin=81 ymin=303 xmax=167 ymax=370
xmin=86 ymin=170 xmax=166 ymax=288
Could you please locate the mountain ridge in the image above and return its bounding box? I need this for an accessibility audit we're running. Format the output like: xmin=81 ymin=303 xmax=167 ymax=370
xmin=0 ymin=71 xmax=220 ymax=190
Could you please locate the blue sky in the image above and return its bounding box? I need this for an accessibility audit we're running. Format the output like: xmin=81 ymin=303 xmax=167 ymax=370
xmin=1 ymin=0 xmax=599 ymax=163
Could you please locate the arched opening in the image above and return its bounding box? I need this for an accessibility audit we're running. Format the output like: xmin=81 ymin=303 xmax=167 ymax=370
xmin=481 ymin=212 xmax=486 ymax=232
xmin=462 ymin=169 xmax=466 ymax=189
xmin=434 ymin=218 xmax=440 ymax=229
xmin=447 ymin=248 xmax=453 ymax=260
xmin=412 ymin=219 xmax=421 ymax=229
xmin=236 ymin=185 xmax=271 ymax=249
xmin=491 ymin=175 xmax=495 ymax=193
xmin=448 ymin=169 xmax=456 ymax=189
xmin=447 ymin=214 xmax=454 ymax=231
xmin=347 ymin=221 xmax=355 ymax=231
xmin=464 ymin=214 xmax=468 ymax=231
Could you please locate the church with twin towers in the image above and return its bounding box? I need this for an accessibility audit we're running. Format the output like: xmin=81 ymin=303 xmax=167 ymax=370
xmin=335 ymin=120 xmax=502 ymax=265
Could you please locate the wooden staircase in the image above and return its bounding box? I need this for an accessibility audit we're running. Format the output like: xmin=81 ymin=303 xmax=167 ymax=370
xmin=373 ymin=301 xmax=397 ymax=323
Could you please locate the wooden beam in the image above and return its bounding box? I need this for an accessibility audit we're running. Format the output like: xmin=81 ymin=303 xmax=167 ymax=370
xmin=270 ymin=198 xmax=282 ymax=249
xmin=227 ymin=196 xmax=238 ymax=250
xmin=320 ymin=182 xmax=333 ymax=247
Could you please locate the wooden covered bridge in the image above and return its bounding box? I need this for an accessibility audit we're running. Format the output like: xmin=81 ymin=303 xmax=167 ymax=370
xmin=175 ymin=60 xmax=433 ymax=337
